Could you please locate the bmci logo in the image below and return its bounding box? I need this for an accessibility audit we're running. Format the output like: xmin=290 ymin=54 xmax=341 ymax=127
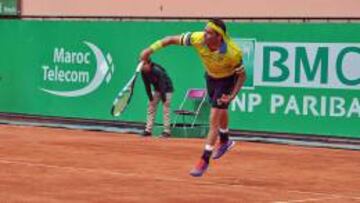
xmin=234 ymin=38 xmax=255 ymax=88
xmin=234 ymin=40 xmax=360 ymax=90
xmin=256 ymin=42 xmax=360 ymax=89
xmin=40 ymin=41 xmax=115 ymax=97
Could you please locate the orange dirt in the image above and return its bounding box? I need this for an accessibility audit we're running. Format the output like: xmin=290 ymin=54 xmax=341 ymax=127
xmin=0 ymin=124 xmax=359 ymax=203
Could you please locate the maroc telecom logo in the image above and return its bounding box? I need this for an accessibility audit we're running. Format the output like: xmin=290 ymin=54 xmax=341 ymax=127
xmin=40 ymin=41 xmax=114 ymax=97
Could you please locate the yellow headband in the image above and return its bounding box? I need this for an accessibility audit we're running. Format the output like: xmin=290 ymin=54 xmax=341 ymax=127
xmin=206 ymin=21 xmax=227 ymax=39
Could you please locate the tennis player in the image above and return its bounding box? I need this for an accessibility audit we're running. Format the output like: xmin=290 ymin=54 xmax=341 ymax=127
xmin=141 ymin=60 xmax=174 ymax=138
xmin=140 ymin=18 xmax=246 ymax=177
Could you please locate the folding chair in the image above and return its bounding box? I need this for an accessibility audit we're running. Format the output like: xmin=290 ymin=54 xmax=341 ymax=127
xmin=172 ymin=88 xmax=207 ymax=128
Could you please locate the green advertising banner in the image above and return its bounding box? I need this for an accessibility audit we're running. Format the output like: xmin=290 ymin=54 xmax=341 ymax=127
xmin=0 ymin=0 xmax=19 ymax=16
xmin=0 ymin=20 xmax=359 ymax=138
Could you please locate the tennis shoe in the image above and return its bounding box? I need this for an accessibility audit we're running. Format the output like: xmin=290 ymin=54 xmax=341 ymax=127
xmin=212 ymin=140 xmax=235 ymax=160
xmin=189 ymin=159 xmax=209 ymax=177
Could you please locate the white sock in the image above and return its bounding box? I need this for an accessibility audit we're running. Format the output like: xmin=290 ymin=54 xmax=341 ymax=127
xmin=204 ymin=144 xmax=214 ymax=151
xmin=219 ymin=128 xmax=229 ymax=133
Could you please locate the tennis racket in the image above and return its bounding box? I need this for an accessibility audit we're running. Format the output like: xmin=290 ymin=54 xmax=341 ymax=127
xmin=111 ymin=61 xmax=144 ymax=117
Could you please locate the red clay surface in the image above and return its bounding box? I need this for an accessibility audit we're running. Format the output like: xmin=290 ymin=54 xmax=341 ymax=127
xmin=0 ymin=124 xmax=359 ymax=203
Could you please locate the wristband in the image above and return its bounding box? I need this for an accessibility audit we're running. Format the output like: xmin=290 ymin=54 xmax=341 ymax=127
xmin=149 ymin=40 xmax=163 ymax=52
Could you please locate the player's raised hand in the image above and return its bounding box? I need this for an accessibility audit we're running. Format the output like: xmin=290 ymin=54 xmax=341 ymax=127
xmin=140 ymin=48 xmax=153 ymax=62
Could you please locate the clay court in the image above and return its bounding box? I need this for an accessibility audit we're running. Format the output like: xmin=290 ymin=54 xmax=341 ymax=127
xmin=0 ymin=124 xmax=359 ymax=203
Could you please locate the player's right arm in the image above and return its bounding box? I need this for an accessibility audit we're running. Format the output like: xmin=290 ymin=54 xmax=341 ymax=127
xmin=140 ymin=35 xmax=182 ymax=62
xmin=140 ymin=32 xmax=202 ymax=61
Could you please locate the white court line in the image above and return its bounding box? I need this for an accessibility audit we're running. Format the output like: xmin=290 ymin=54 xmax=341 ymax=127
xmin=273 ymin=194 xmax=360 ymax=203
xmin=1 ymin=158 xmax=360 ymax=202
xmin=274 ymin=195 xmax=344 ymax=203
xmin=0 ymin=159 xmax=178 ymax=181
xmin=0 ymin=159 xmax=341 ymax=192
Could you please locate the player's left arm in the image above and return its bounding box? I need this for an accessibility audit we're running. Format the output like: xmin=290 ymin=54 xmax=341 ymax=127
xmin=229 ymin=62 xmax=247 ymax=101
xmin=219 ymin=62 xmax=246 ymax=105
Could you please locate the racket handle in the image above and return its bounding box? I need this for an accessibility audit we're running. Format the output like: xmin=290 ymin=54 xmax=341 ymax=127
xmin=136 ymin=61 xmax=144 ymax=72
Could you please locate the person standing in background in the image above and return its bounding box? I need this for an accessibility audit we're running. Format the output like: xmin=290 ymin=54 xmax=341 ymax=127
xmin=141 ymin=60 xmax=174 ymax=138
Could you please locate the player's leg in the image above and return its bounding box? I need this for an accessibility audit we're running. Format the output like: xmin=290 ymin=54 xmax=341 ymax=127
xmin=161 ymin=92 xmax=172 ymax=137
xmin=219 ymin=109 xmax=229 ymax=143
xmin=212 ymin=74 xmax=237 ymax=159
xmin=190 ymin=107 xmax=221 ymax=177
xmin=190 ymin=73 xmax=220 ymax=177
xmin=213 ymin=109 xmax=235 ymax=159
xmin=144 ymin=91 xmax=160 ymax=136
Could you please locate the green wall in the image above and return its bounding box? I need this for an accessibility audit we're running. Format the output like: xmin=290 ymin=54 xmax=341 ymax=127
xmin=0 ymin=20 xmax=359 ymax=138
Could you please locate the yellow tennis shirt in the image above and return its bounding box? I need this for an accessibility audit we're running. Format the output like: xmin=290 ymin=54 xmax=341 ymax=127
xmin=181 ymin=31 xmax=243 ymax=79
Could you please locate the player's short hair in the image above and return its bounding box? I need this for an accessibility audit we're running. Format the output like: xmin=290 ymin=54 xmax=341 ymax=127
xmin=209 ymin=18 xmax=226 ymax=34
